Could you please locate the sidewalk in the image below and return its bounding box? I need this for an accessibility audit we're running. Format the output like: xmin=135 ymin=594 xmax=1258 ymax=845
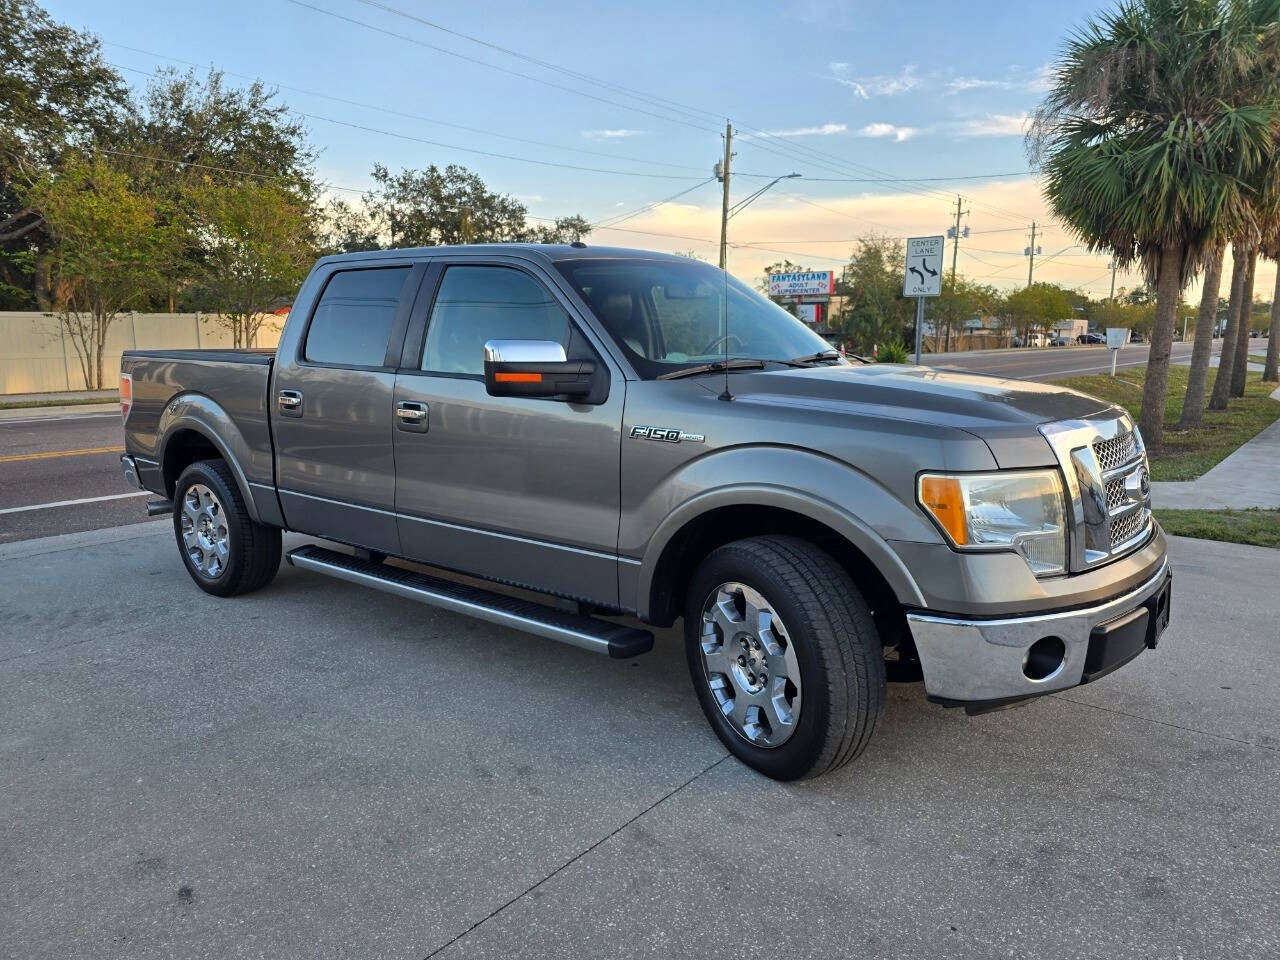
xmin=1151 ymin=385 xmax=1280 ymax=509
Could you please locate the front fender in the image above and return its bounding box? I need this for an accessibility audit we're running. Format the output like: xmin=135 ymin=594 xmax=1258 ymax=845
xmin=158 ymin=394 xmax=266 ymax=523
xmin=627 ymin=447 xmax=939 ymax=618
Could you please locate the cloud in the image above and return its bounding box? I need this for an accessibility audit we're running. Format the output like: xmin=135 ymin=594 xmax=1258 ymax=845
xmin=831 ymin=64 xmax=920 ymax=99
xmin=858 ymin=122 xmax=917 ymax=142
xmin=828 ymin=61 xmax=849 ymax=74
xmin=763 ymin=122 xmax=848 ymax=137
xmin=953 ymin=113 xmax=1030 ymax=137
xmin=945 ymin=63 xmax=1055 ymax=95
xmin=581 ymin=128 xmax=646 ymax=139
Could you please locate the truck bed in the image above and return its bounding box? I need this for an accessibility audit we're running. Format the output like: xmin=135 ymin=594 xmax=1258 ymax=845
xmin=121 ymin=348 xmax=277 ymax=498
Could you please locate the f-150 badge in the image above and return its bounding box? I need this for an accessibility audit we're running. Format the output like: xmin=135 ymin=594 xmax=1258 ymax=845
xmin=630 ymin=425 xmax=704 ymax=443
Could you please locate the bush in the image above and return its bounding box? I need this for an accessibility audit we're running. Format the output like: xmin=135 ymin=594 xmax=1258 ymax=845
xmin=877 ymin=341 xmax=910 ymax=363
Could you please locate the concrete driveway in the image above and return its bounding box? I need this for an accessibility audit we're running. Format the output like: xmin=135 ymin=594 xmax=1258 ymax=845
xmin=2 ymin=525 xmax=1276 ymax=959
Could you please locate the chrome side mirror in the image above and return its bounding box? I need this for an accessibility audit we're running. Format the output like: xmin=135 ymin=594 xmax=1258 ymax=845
xmin=482 ymin=339 xmax=594 ymax=399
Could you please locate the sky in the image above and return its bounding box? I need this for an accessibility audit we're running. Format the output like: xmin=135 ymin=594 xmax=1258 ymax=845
xmin=43 ymin=0 xmax=1277 ymax=303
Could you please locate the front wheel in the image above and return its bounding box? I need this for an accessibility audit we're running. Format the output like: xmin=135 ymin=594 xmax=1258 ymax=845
xmin=173 ymin=459 xmax=281 ymax=597
xmin=684 ymin=536 xmax=886 ymax=780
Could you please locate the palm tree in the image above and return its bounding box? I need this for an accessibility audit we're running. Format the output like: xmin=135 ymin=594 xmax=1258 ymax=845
xmin=1178 ymin=242 xmax=1224 ymax=426
xmin=1029 ymin=0 xmax=1280 ymax=450
xmin=1209 ymin=245 xmax=1253 ymax=409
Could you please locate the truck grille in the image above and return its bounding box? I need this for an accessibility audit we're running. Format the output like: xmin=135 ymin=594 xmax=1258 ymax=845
xmin=1093 ymin=432 xmax=1138 ymax=472
xmin=1109 ymin=505 xmax=1146 ymax=546
xmin=1040 ymin=416 xmax=1153 ymax=573
xmin=1104 ymin=475 xmax=1126 ymax=511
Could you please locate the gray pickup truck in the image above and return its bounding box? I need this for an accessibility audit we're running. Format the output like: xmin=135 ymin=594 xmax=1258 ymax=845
xmin=120 ymin=244 xmax=1171 ymax=780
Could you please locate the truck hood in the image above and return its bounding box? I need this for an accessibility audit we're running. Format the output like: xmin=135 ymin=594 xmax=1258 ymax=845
xmin=719 ymin=363 xmax=1115 ymax=425
xmin=714 ymin=363 xmax=1119 ymax=468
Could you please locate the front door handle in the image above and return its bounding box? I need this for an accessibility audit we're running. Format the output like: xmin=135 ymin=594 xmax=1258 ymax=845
xmin=278 ymin=390 xmax=303 ymax=417
xmin=395 ymin=400 xmax=429 ymax=432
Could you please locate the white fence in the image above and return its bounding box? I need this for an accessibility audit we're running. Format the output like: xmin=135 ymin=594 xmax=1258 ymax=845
xmin=0 ymin=312 xmax=286 ymax=394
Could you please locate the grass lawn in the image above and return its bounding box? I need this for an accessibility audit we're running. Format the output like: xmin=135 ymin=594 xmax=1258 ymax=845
xmin=1059 ymin=364 xmax=1280 ymax=481
xmin=0 ymin=395 xmax=118 ymax=410
xmin=1156 ymin=508 xmax=1280 ymax=548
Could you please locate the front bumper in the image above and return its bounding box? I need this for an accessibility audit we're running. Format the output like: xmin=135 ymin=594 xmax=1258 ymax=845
xmin=906 ymin=557 xmax=1171 ymax=704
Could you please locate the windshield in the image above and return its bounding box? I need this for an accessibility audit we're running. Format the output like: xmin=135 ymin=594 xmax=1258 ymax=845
xmin=554 ymin=257 xmax=836 ymax=380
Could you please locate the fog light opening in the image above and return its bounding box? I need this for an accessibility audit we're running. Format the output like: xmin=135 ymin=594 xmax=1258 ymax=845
xmin=1023 ymin=636 xmax=1066 ymax=682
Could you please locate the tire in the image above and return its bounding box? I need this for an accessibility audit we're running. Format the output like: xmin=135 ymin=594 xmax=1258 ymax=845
xmin=173 ymin=459 xmax=281 ymax=597
xmin=683 ymin=536 xmax=886 ymax=781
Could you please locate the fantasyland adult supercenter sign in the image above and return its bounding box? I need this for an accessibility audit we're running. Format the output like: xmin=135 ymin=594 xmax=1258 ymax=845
xmin=767 ymin=271 xmax=836 ymax=297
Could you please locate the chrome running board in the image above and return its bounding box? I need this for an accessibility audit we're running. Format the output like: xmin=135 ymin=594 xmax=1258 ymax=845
xmin=286 ymin=544 xmax=653 ymax=659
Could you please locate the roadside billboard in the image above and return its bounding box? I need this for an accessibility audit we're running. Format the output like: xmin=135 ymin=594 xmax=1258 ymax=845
xmin=795 ymin=303 xmax=820 ymax=325
xmin=768 ymin=271 xmax=835 ymax=297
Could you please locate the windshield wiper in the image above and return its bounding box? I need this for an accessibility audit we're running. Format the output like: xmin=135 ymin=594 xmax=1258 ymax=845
xmin=787 ymin=350 xmax=843 ymax=366
xmin=657 ymin=358 xmax=766 ymax=380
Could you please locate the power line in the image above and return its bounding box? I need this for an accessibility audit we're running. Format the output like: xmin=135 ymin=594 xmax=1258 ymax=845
xmin=593 ymin=178 xmax=717 ymax=228
xmin=283 ymin=0 xmax=721 ymax=136
xmin=106 ymin=44 xmax=711 ymax=173
xmin=299 ymin=111 xmax=710 ymax=179
xmin=298 ymin=0 xmax=1039 ymax=223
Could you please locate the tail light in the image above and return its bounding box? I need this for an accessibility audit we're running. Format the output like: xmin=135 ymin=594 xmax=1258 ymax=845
xmin=120 ymin=372 xmax=133 ymax=422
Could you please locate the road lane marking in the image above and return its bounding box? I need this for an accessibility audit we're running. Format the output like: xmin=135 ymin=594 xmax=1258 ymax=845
xmin=0 ymin=491 xmax=149 ymax=515
xmin=0 ymin=445 xmax=124 ymax=463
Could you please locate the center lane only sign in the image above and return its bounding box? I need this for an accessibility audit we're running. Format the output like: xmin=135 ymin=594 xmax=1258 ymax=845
xmin=903 ymin=236 xmax=945 ymax=297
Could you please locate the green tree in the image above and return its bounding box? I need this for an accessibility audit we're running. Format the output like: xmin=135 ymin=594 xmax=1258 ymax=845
xmin=115 ymin=68 xmax=319 ymax=310
xmin=1000 ymin=283 xmax=1074 ymax=343
xmin=186 ymin=179 xmax=315 ymax=347
xmin=836 ymin=235 xmax=911 ymax=352
xmin=1028 ymin=0 xmax=1280 ymax=450
xmin=934 ymin=276 xmax=996 ymax=351
xmin=0 ymin=0 xmax=128 ymax=307
xmin=26 ymin=154 xmax=173 ymax=388
xmin=362 ymin=163 xmax=589 ymax=247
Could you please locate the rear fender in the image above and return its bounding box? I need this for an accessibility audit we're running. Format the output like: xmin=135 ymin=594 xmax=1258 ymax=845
xmin=157 ymin=394 xmax=268 ymax=524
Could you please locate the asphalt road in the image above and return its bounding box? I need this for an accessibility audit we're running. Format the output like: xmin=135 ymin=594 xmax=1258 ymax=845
xmin=0 ymin=411 xmax=146 ymax=544
xmin=0 ymin=342 xmax=1226 ymax=546
xmin=922 ymin=339 xmax=1220 ymax=381
xmin=1 ymin=525 xmax=1275 ymax=959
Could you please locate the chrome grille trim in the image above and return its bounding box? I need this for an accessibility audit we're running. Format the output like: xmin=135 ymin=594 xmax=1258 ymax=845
xmin=1039 ymin=414 xmax=1152 ymax=572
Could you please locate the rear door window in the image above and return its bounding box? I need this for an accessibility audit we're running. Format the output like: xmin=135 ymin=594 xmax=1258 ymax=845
xmin=304 ymin=266 xmax=411 ymax=367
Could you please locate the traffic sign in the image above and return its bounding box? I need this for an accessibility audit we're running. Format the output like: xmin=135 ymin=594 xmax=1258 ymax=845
xmin=903 ymin=236 xmax=944 ymax=297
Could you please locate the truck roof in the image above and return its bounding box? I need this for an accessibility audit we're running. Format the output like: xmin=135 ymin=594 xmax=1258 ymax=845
xmin=314 ymin=243 xmax=691 ymax=269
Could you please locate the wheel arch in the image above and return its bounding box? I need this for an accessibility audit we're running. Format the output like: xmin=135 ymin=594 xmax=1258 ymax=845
xmin=158 ymin=396 xmax=262 ymax=523
xmin=636 ymin=487 xmax=926 ymax=633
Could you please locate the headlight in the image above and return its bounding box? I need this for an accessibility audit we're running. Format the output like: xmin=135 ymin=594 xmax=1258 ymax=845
xmin=918 ymin=470 xmax=1068 ymax=576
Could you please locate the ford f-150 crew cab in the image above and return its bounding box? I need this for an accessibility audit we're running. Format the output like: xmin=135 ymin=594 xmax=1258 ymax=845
xmin=120 ymin=244 xmax=1171 ymax=780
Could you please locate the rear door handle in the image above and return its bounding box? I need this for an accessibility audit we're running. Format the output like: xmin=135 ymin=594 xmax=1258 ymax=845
xmin=278 ymin=390 xmax=303 ymax=417
xmin=395 ymin=400 xmax=429 ymax=432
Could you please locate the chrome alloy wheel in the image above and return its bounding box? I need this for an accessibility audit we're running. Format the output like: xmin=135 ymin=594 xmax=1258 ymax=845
xmin=180 ymin=483 xmax=230 ymax=578
xmin=698 ymin=582 xmax=802 ymax=748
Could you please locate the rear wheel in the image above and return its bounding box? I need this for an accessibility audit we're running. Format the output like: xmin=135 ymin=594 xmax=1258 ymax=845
xmin=684 ymin=536 xmax=885 ymax=780
xmin=173 ymin=459 xmax=281 ymax=597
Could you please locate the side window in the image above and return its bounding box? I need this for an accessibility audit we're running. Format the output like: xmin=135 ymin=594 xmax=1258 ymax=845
xmin=422 ymin=265 xmax=570 ymax=375
xmin=304 ymin=266 xmax=410 ymax=367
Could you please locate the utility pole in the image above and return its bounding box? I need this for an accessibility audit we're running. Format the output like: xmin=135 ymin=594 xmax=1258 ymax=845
xmin=1024 ymin=221 xmax=1034 ymax=285
xmin=1108 ymin=260 xmax=1118 ymax=301
xmin=947 ymin=195 xmax=969 ymax=281
xmin=717 ymin=122 xmax=733 ymax=270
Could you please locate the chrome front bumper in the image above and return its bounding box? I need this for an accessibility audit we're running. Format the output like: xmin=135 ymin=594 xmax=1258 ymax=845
xmin=906 ymin=556 xmax=1170 ymax=703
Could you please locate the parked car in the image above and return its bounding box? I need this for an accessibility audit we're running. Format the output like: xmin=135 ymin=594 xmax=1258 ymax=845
xmin=119 ymin=244 xmax=1171 ymax=781
xmin=1078 ymin=332 xmax=1106 ymax=344
xmin=1050 ymin=337 xmax=1069 ymax=346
